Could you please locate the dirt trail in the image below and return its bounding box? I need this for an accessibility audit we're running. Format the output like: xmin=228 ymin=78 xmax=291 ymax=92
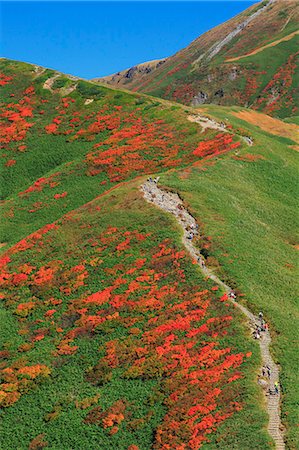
xmin=188 ymin=114 xmax=227 ymax=133
xmin=188 ymin=114 xmax=253 ymax=146
xmin=226 ymin=30 xmax=299 ymax=62
xmin=43 ymin=75 xmax=77 ymax=95
xmin=43 ymin=75 xmax=60 ymax=91
xmin=141 ymin=180 xmax=285 ymax=450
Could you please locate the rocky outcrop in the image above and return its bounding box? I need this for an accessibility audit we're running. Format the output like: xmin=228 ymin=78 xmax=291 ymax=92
xmin=191 ymin=91 xmax=208 ymax=106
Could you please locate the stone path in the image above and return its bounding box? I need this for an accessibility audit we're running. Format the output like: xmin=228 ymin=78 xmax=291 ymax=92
xmin=188 ymin=114 xmax=227 ymax=133
xmin=43 ymin=74 xmax=77 ymax=95
xmin=188 ymin=114 xmax=253 ymax=146
xmin=43 ymin=74 xmax=60 ymax=91
xmin=141 ymin=179 xmax=285 ymax=450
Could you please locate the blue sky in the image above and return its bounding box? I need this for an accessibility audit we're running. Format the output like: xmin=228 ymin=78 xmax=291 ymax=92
xmin=1 ymin=1 xmax=255 ymax=78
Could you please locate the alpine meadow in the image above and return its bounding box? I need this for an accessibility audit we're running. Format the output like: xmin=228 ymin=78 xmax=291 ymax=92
xmin=0 ymin=1 xmax=298 ymax=449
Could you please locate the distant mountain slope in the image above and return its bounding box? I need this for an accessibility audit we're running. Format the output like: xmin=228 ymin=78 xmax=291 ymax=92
xmin=92 ymin=58 xmax=166 ymax=87
xmin=93 ymin=0 xmax=299 ymax=118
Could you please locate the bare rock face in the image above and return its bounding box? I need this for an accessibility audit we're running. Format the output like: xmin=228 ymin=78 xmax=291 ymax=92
xmin=125 ymin=67 xmax=138 ymax=79
xmin=192 ymin=91 xmax=208 ymax=106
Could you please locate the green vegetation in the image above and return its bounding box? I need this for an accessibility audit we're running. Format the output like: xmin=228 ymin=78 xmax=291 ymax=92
xmin=0 ymin=58 xmax=206 ymax=247
xmin=0 ymin=54 xmax=298 ymax=449
xmin=76 ymin=80 xmax=108 ymax=98
xmin=0 ymin=183 xmax=270 ymax=449
xmin=51 ymin=77 xmax=71 ymax=90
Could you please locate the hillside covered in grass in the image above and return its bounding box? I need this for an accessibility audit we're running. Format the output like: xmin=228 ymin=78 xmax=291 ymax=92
xmin=95 ymin=0 xmax=299 ymax=119
xmin=0 ymin=58 xmax=244 ymax=248
xmin=0 ymin=58 xmax=298 ymax=449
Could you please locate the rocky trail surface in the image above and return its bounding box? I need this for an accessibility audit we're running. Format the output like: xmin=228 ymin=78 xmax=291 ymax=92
xmin=188 ymin=114 xmax=253 ymax=145
xmin=141 ymin=179 xmax=285 ymax=450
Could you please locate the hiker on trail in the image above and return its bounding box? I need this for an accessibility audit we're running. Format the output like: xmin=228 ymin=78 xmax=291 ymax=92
xmin=254 ymin=330 xmax=261 ymax=340
xmin=267 ymin=366 xmax=271 ymax=379
xmin=229 ymin=290 xmax=236 ymax=300
xmin=262 ymin=367 xmax=266 ymax=377
xmin=154 ymin=176 xmax=160 ymax=184
xmin=274 ymin=382 xmax=279 ymax=395
xmin=148 ymin=177 xmax=152 ymax=182
xmin=259 ymin=311 xmax=263 ymax=321
xmin=199 ymin=257 xmax=205 ymax=268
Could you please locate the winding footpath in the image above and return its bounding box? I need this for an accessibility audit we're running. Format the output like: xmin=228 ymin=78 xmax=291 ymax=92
xmin=187 ymin=114 xmax=253 ymax=146
xmin=141 ymin=180 xmax=285 ymax=450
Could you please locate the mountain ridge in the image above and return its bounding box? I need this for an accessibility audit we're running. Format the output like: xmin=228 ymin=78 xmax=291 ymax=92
xmin=93 ymin=0 xmax=299 ymax=118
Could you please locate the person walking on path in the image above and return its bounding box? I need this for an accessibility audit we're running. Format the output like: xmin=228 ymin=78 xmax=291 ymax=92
xmin=267 ymin=365 xmax=271 ymax=379
xmin=141 ymin=181 xmax=285 ymax=449
xmin=198 ymin=257 xmax=205 ymax=268
xmin=254 ymin=330 xmax=261 ymax=340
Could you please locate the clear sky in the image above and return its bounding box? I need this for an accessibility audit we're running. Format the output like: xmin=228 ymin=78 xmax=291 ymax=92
xmin=1 ymin=1 xmax=255 ymax=79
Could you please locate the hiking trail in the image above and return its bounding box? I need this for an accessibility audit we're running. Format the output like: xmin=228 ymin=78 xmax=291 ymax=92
xmin=141 ymin=180 xmax=285 ymax=450
xmin=187 ymin=114 xmax=253 ymax=146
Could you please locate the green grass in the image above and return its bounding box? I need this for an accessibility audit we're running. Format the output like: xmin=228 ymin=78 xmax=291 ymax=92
xmin=0 ymin=58 xmax=207 ymax=247
xmin=284 ymin=116 xmax=299 ymax=125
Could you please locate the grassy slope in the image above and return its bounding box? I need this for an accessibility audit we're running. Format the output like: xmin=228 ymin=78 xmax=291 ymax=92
xmin=0 ymin=182 xmax=270 ymax=449
xmin=159 ymin=106 xmax=299 ymax=448
xmin=0 ymin=59 xmax=298 ymax=448
xmin=1 ymin=58 xmax=228 ymax=247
